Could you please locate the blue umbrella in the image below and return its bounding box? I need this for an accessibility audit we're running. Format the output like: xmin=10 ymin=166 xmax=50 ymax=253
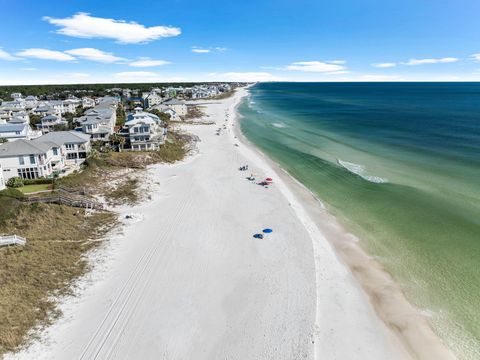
xmin=262 ymin=228 xmax=273 ymax=233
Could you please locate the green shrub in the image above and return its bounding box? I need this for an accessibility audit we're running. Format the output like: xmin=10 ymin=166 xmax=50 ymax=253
xmin=22 ymin=178 xmax=53 ymax=185
xmin=6 ymin=177 xmax=24 ymax=188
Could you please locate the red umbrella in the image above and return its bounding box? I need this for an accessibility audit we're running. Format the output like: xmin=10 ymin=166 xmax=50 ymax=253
xmin=266 ymin=178 xmax=273 ymax=181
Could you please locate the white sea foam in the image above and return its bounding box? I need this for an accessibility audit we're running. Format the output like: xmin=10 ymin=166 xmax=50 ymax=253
xmin=272 ymin=122 xmax=287 ymax=128
xmin=337 ymin=159 xmax=388 ymax=183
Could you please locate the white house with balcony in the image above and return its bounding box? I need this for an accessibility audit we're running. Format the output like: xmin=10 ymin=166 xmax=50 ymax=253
xmin=82 ymin=97 xmax=95 ymax=109
xmin=24 ymin=96 xmax=38 ymax=109
xmin=75 ymin=102 xmax=117 ymax=142
xmin=36 ymin=114 xmax=67 ymax=133
xmin=125 ymin=108 xmax=167 ymax=151
xmin=34 ymin=131 xmax=91 ymax=164
xmin=0 ymin=139 xmax=65 ymax=181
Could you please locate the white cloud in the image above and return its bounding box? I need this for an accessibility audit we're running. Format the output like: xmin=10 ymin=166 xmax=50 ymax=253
xmin=372 ymin=62 xmax=397 ymax=68
xmin=192 ymin=46 xmax=227 ymax=53
xmin=16 ymin=48 xmax=76 ymax=61
xmin=20 ymin=67 xmax=37 ymax=71
xmin=470 ymin=54 xmax=480 ymax=62
xmin=192 ymin=48 xmax=211 ymax=53
xmin=43 ymin=12 xmax=181 ymax=44
xmin=129 ymin=58 xmax=170 ymax=67
xmin=329 ymin=60 xmax=346 ymax=64
xmin=209 ymin=72 xmax=282 ymax=82
xmin=403 ymin=57 xmax=458 ymax=65
xmin=0 ymin=48 xmax=20 ymax=61
xmin=360 ymin=74 xmax=404 ymax=81
xmin=284 ymin=61 xmax=346 ymax=73
xmin=65 ymin=48 xmax=125 ymax=63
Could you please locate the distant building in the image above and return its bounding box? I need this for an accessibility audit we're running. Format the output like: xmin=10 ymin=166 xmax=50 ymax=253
xmin=151 ymin=104 xmax=178 ymax=120
xmin=24 ymin=95 xmax=38 ymax=109
xmin=82 ymin=97 xmax=95 ymax=109
xmin=144 ymin=93 xmax=164 ymax=108
xmin=37 ymin=114 xmax=68 ymax=133
xmin=10 ymin=92 xmax=22 ymax=100
xmin=162 ymin=99 xmax=187 ymax=117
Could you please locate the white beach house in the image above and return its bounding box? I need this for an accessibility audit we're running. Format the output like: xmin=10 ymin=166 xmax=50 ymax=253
xmin=82 ymin=97 xmax=96 ymax=109
xmin=125 ymin=108 xmax=167 ymax=151
xmin=75 ymin=97 xmax=117 ymax=141
xmin=34 ymin=131 xmax=91 ymax=164
xmin=0 ymin=139 xmax=65 ymax=181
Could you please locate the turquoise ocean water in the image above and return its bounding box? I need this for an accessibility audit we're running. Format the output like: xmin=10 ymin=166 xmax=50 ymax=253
xmin=239 ymin=82 xmax=480 ymax=359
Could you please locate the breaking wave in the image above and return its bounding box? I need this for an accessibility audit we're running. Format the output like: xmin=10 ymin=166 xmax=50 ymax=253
xmin=337 ymin=159 xmax=388 ymax=183
xmin=272 ymin=122 xmax=287 ymax=128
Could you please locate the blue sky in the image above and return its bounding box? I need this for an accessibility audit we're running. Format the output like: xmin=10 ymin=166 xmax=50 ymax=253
xmin=1 ymin=0 xmax=480 ymax=84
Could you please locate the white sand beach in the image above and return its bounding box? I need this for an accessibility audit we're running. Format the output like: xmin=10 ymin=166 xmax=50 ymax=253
xmin=8 ymin=88 xmax=452 ymax=360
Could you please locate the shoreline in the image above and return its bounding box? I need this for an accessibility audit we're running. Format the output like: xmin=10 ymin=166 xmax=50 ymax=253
xmin=233 ymin=86 xmax=455 ymax=359
xmin=6 ymin=86 xmax=453 ymax=360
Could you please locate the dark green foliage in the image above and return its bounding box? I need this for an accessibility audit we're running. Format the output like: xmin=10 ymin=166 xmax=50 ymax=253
xmin=6 ymin=177 xmax=24 ymax=188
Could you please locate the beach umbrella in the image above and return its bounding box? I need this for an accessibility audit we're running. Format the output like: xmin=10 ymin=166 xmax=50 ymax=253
xmin=266 ymin=178 xmax=273 ymax=181
xmin=262 ymin=228 xmax=273 ymax=233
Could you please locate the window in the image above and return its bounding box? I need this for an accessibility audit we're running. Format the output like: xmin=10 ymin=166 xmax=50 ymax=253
xmin=30 ymin=155 xmax=36 ymax=164
xmin=53 ymin=148 xmax=58 ymax=155
xmin=18 ymin=156 xmax=25 ymax=165
xmin=17 ymin=167 xmax=39 ymax=180
xmin=66 ymin=144 xmax=75 ymax=150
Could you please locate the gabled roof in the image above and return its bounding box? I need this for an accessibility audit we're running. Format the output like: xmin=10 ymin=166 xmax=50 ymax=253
xmin=34 ymin=131 xmax=90 ymax=146
xmin=42 ymin=114 xmax=58 ymax=121
xmin=163 ymin=98 xmax=185 ymax=105
xmin=0 ymin=123 xmax=26 ymax=133
xmin=0 ymin=139 xmax=57 ymax=158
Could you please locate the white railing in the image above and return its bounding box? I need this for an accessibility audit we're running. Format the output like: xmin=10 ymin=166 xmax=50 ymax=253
xmin=0 ymin=235 xmax=27 ymax=247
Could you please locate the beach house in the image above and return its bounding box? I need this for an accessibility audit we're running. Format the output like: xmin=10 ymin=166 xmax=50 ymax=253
xmin=0 ymin=139 xmax=65 ymax=181
xmin=82 ymin=97 xmax=95 ymax=109
xmin=0 ymin=122 xmax=41 ymax=142
xmin=75 ymin=97 xmax=117 ymax=141
xmin=144 ymin=93 xmax=164 ymax=108
xmin=163 ymin=99 xmax=187 ymax=117
xmin=34 ymin=131 xmax=91 ymax=164
xmin=36 ymin=114 xmax=67 ymax=133
xmin=151 ymin=104 xmax=178 ymax=120
xmin=124 ymin=108 xmax=167 ymax=151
